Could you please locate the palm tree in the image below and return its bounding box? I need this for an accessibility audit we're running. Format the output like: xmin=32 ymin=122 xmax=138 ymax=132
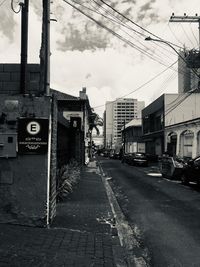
xmin=88 ymin=110 xmax=103 ymax=158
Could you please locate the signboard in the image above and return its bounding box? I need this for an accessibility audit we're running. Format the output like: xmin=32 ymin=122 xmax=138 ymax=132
xmin=18 ymin=118 xmax=49 ymax=154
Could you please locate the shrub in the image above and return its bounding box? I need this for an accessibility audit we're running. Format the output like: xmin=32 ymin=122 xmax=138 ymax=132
xmin=57 ymin=159 xmax=80 ymax=201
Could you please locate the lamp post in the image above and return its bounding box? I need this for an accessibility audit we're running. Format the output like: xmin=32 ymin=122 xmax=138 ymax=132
xmin=145 ymin=36 xmax=200 ymax=83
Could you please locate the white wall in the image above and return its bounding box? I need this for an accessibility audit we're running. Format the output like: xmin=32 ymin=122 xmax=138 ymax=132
xmin=165 ymin=94 xmax=200 ymax=127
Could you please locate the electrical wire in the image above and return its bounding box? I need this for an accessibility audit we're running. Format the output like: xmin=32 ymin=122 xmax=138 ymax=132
xmin=189 ymin=23 xmax=199 ymax=48
xmin=180 ymin=23 xmax=195 ymax=48
xmin=63 ymin=0 xmax=176 ymax=68
xmin=90 ymin=0 xmax=178 ymax=60
xmin=98 ymin=0 xmax=182 ymax=50
xmin=11 ymin=0 xmax=21 ymax=13
xmin=167 ymin=22 xmax=185 ymax=47
xmin=92 ymin=61 xmax=177 ymax=110
xmin=62 ymin=0 xmax=200 ymax=117
xmin=73 ymin=0 xmax=176 ymax=65
xmin=68 ymin=0 xmax=198 ymax=82
xmin=0 ymin=0 xmax=7 ymax=7
xmin=64 ymin=0 xmax=195 ymax=81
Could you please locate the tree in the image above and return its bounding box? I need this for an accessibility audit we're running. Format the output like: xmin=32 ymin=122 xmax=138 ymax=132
xmin=88 ymin=110 xmax=103 ymax=158
xmin=88 ymin=110 xmax=103 ymax=135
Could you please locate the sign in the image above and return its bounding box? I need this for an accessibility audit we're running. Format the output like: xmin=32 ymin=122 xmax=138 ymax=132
xmin=18 ymin=118 xmax=49 ymax=154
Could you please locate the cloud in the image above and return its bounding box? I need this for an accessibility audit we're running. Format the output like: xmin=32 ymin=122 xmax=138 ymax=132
xmin=54 ymin=0 xmax=166 ymax=53
xmin=0 ymin=1 xmax=17 ymax=42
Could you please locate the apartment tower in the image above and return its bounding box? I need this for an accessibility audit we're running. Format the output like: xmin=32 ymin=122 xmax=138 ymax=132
xmin=104 ymin=98 xmax=145 ymax=149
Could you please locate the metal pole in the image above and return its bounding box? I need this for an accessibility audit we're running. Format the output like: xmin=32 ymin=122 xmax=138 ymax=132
xmin=20 ymin=0 xmax=29 ymax=95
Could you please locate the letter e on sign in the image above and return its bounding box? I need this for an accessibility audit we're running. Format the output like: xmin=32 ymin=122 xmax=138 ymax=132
xmin=26 ymin=121 xmax=41 ymax=135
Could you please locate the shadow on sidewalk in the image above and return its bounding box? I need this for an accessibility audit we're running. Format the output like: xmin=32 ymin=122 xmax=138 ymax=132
xmin=51 ymin=162 xmax=113 ymax=234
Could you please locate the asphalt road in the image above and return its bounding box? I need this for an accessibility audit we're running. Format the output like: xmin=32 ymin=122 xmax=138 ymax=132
xmin=98 ymin=157 xmax=200 ymax=267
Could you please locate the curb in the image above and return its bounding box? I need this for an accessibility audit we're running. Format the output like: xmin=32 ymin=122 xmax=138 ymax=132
xmin=97 ymin=161 xmax=150 ymax=267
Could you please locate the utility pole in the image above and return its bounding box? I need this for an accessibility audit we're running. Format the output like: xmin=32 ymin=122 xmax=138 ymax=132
xmin=123 ymin=120 xmax=126 ymax=154
xmin=169 ymin=14 xmax=200 ymax=89
xmin=40 ymin=0 xmax=50 ymax=95
xmin=169 ymin=14 xmax=200 ymax=50
xmin=20 ymin=0 xmax=29 ymax=95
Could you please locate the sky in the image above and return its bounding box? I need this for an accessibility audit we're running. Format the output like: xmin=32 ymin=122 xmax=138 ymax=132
xmin=0 ymin=0 xmax=200 ymax=118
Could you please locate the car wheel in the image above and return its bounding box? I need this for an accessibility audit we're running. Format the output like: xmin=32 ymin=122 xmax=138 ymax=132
xmin=181 ymin=173 xmax=189 ymax=185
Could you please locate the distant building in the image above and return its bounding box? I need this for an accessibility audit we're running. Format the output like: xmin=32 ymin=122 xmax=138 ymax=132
xmin=104 ymin=98 xmax=145 ymax=149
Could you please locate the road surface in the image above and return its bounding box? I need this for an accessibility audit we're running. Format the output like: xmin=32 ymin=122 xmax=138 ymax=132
xmin=99 ymin=157 xmax=200 ymax=267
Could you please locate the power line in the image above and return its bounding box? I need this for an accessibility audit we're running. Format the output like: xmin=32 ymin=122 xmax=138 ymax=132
xmin=0 ymin=0 xmax=7 ymax=7
xmin=98 ymin=0 xmax=182 ymax=50
xmin=90 ymin=0 xmax=178 ymax=61
xmin=73 ymin=0 xmax=176 ymax=65
xmin=68 ymin=0 xmax=197 ymax=81
xmin=64 ymin=0 xmax=176 ymax=68
xmin=189 ymin=23 xmax=199 ymax=47
xmin=180 ymin=23 xmax=195 ymax=48
xmin=92 ymin=61 xmax=177 ymax=110
xmin=64 ymin=0 xmax=194 ymax=80
xmin=11 ymin=0 xmax=21 ymax=13
xmin=62 ymin=0 xmax=200 ymax=116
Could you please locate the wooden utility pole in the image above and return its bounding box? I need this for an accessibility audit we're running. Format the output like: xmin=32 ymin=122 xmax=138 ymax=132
xmin=20 ymin=0 xmax=29 ymax=94
xmin=40 ymin=0 xmax=50 ymax=95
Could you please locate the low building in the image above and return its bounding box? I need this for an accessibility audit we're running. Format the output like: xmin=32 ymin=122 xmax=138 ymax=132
xmin=142 ymin=94 xmax=165 ymax=156
xmin=165 ymin=93 xmax=200 ymax=159
xmin=51 ymin=88 xmax=92 ymax=167
xmin=142 ymin=93 xmax=200 ymax=159
xmin=122 ymin=118 xmax=145 ymax=153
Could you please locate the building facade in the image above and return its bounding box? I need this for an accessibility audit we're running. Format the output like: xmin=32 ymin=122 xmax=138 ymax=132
xmin=142 ymin=93 xmax=200 ymax=159
xmin=122 ymin=119 xmax=145 ymax=154
xmin=105 ymin=98 xmax=145 ymax=149
xmin=165 ymin=93 xmax=200 ymax=159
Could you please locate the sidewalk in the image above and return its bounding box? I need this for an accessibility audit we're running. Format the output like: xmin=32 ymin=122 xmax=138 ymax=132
xmin=0 ymin=161 xmax=125 ymax=267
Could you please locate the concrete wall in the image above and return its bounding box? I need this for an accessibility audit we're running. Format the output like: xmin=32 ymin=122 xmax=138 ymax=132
xmin=0 ymin=95 xmax=51 ymax=226
xmin=165 ymin=94 xmax=200 ymax=127
xmin=0 ymin=64 xmax=41 ymax=95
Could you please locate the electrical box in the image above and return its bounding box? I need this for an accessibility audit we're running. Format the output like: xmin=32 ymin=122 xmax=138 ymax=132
xmin=0 ymin=133 xmax=17 ymax=158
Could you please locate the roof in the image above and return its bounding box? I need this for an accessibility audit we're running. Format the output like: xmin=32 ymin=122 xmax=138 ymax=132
xmin=125 ymin=118 xmax=142 ymax=129
xmin=50 ymin=88 xmax=79 ymax=101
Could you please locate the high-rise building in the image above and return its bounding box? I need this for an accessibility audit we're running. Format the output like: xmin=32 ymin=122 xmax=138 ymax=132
xmin=104 ymin=98 xmax=145 ymax=149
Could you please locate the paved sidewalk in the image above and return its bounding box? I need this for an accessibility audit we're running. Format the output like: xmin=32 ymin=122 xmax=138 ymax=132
xmin=0 ymin=161 xmax=125 ymax=267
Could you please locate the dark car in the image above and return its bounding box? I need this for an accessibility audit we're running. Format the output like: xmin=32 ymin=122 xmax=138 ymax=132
xmin=121 ymin=153 xmax=133 ymax=164
xmin=181 ymin=156 xmax=200 ymax=186
xmin=129 ymin=152 xmax=148 ymax=167
xmin=113 ymin=151 xmax=122 ymax=160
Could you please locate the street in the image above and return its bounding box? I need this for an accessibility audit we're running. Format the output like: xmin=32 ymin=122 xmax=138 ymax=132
xmin=99 ymin=157 xmax=200 ymax=267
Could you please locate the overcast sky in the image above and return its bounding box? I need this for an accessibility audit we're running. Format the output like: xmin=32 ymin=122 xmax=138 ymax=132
xmin=0 ymin=0 xmax=200 ymax=117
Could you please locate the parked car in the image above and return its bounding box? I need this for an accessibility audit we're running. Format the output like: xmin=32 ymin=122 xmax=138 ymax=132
xmin=113 ymin=151 xmax=122 ymax=160
xmin=146 ymin=153 xmax=159 ymax=162
xmin=180 ymin=156 xmax=200 ymax=186
xmin=121 ymin=153 xmax=133 ymax=164
xmin=129 ymin=152 xmax=148 ymax=166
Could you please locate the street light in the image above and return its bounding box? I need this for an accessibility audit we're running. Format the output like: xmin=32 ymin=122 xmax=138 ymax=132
xmin=145 ymin=36 xmax=200 ymax=80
